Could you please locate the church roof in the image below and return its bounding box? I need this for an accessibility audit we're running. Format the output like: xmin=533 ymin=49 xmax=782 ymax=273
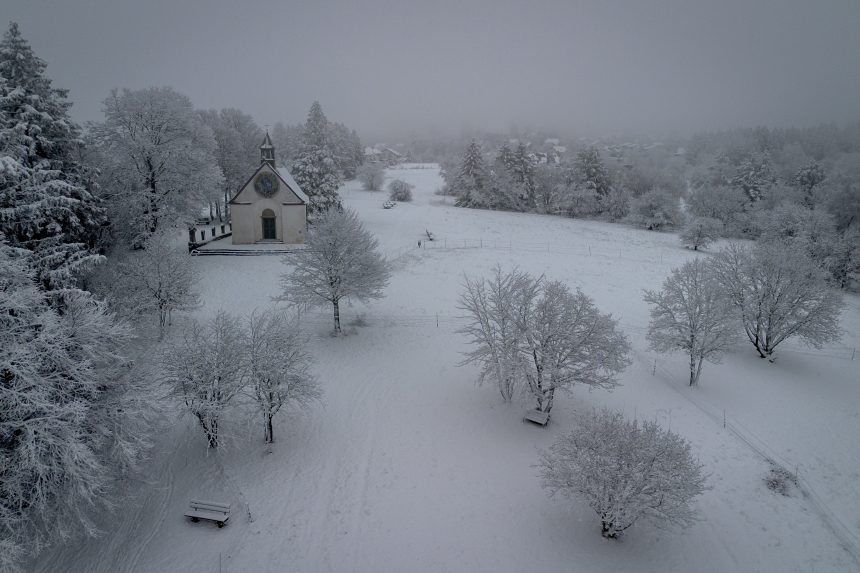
xmin=276 ymin=168 xmax=309 ymax=203
xmin=260 ymin=132 xmax=274 ymax=148
xmin=228 ymin=163 xmax=309 ymax=205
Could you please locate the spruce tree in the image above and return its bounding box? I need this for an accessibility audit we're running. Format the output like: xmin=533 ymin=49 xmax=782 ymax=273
xmin=574 ymin=146 xmax=611 ymax=198
xmin=292 ymin=101 xmax=343 ymax=216
xmin=0 ymin=22 xmax=105 ymax=292
xmin=453 ymin=139 xmax=488 ymax=208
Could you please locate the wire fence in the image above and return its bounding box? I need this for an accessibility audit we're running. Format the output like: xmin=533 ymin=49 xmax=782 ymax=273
xmin=640 ymin=349 xmax=860 ymax=566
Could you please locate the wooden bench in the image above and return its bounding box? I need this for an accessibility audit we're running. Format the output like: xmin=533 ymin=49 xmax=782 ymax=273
xmin=523 ymin=409 xmax=550 ymax=427
xmin=185 ymin=499 xmax=231 ymax=528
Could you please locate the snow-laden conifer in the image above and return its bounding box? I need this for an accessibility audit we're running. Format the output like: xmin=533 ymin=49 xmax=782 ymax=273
xmin=292 ymin=101 xmax=343 ymax=216
xmin=1 ymin=239 xmax=142 ymax=569
xmin=0 ymin=23 xmax=105 ymax=292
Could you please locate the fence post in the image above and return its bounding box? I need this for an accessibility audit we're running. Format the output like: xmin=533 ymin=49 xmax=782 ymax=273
xmin=652 ymin=359 xmax=657 ymax=376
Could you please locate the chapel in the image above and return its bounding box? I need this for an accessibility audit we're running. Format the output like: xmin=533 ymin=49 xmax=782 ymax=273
xmin=229 ymin=134 xmax=308 ymax=244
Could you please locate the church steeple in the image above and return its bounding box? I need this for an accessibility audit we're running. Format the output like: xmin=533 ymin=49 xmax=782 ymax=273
xmin=260 ymin=132 xmax=275 ymax=167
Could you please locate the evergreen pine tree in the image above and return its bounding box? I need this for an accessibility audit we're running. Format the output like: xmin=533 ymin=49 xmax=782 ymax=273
xmin=574 ymin=146 xmax=611 ymax=198
xmin=0 ymin=22 xmax=105 ymax=292
xmin=453 ymin=139 xmax=488 ymax=207
xmin=292 ymin=101 xmax=343 ymax=216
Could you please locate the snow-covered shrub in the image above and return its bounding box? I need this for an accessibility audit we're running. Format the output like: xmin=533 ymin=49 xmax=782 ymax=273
xmin=538 ymin=408 xmax=708 ymax=539
xmin=627 ymin=189 xmax=682 ymax=230
xmin=680 ymin=217 xmax=723 ymax=250
xmin=388 ymin=178 xmax=414 ymax=202
xmin=357 ymin=162 xmax=385 ymax=191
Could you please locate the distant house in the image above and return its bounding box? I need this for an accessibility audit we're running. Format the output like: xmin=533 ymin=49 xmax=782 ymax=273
xmin=365 ymin=145 xmax=403 ymax=166
xmin=229 ymin=133 xmax=308 ymax=244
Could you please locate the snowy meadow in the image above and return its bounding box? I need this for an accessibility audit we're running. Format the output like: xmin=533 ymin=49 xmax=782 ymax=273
xmin=32 ymin=165 xmax=860 ymax=573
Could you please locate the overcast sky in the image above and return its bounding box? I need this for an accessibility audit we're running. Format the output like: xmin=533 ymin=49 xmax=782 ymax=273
xmin=5 ymin=0 xmax=860 ymax=140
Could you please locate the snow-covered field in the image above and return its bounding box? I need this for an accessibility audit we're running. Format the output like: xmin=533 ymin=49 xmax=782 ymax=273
xmin=33 ymin=164 xmax=860 ymax=572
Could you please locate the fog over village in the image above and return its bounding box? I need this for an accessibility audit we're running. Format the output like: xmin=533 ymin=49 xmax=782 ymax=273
xmin=1 ymin=1 xmax=859 ymax=572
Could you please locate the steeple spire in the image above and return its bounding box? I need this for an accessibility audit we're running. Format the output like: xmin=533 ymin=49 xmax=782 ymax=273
xmin=260 ymin=132 xmax=275 ymax=167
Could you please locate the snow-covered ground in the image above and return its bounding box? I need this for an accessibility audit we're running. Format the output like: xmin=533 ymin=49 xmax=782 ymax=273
xmin=33 ymin=164 xmax=860 ymax=572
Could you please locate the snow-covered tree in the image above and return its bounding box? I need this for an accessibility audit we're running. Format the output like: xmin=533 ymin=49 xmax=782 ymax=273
xmin=452 ymin=139 xmax=488 ymax=208
xmin=387 ymin=178 xmax=414 ymax=201
xmin=794 ymin=161 xmax=826 ymax=207
xmin=459 ymin=268 xmax=629 ymax=413
xmin=517 ymin=280 xmax=630 ymax=413
xmin=644 ymin=259 xmax=736 ymax=385
xmin=292 ymin=101 xmax=343 ymax=216
xmin=680 ymin=216 xmax=723 ymax=250
xmin=93 ymin=87 xmax=223 ymax=247
xmin=756 ymin=203 xmax=839 ymax=275
xmin=686 ymin=185 xmax=747 ymax=234
xmin=245 ymin=310 xmax=320 ymax=444
xmin=198 ymin=108 xmax=263 ymax=219
xmin=111 ymin=232 xmax=200 ymax=335
xmin=538 ymin=408 xmax=708 ymax=539
xmin=163 ymin=311 xmax=246 ymax=449
xmin=574 ymin=146 xmax=611 ymax=198
xmin=270 ymin=121 xmax=303 ymax=167
xmin=1 ymin=239 xmax=144 ymax=569
xmin=357 ymin=162 xmax=385 ymax=191
xmin=731 ymin=153 xmax=774 ymax=202
xmin=709 ymin=242 xmax=843 ymax=360
xmin=277 ymin=208 xmax=390 ymax=334
xmin=0 ymin=22 xmax=106 ymax=292
xmin=458 ymin=267 xmax=537 ymax=402
xmin=627 ymin=189 xmax=682 ymax=230
xmin=328 ymin=122 xmax=363 ymax=179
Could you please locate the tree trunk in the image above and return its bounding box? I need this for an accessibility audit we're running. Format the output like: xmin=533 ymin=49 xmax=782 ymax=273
xmin=689 ymin=351 xmax=697 ymax=386
xmin=206 ymin=418 xmax=219 ymax=449
xmin=265 ymin=414 xmax=274 ymax=444
xmin=332 ymin=299 xmax=341 ymax=334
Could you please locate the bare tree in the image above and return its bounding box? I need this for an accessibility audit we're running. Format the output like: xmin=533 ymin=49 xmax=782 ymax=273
xmin=112 ymin=232 xmax=200 ymax=336
xmin=277 ymin=208 xmax=390 ymax=334
xmin=458 ymin=267 xmax=538 ymax=402
xmin=710 ymin=242 xmax=843 ymax=360
xmin=680 ymin=216 xmax=723 ymax=251
xmin=517 ymin=280 xmax=630 ymax=413
xmin=357 ymin=162 xmax=385 ymax=191
xmin=163 ymin=311 xmax=246 ymax=448
xmin=538 ymin=408 xmax=708 ymax=539
xmin=458 ymin=268 xmax=629 ymax=413
xmin=245 ymin=310 xmax=321 ymax=443
xmin=644 ymin=259 xmax=736 ymax=385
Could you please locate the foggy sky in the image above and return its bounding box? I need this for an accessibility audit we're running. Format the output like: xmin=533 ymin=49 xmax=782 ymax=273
xmin=5 ymin=0 xmax=860 ymax=141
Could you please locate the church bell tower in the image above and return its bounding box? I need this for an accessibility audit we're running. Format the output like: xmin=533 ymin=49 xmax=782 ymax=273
xmin=260 ymin=132 xmax=276 ymax=167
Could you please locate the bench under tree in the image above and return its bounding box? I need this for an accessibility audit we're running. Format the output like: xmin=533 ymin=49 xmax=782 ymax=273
xmin=523 ymin=409 xmax=550 ymax=427
xmin=184 ymin=499 xmax=232 ymax=528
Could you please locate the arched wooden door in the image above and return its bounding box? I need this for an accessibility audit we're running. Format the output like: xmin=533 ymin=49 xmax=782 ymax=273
xmin=261 ymin=209 xmax=277 ymax=240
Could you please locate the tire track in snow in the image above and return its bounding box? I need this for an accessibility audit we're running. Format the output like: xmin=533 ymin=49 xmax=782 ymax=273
xmin=123 ymin=458 xmax=176 ymax=573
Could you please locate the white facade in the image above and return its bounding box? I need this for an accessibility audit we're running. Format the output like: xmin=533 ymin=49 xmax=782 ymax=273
xmin=229 ymin=162 xmax=307 ymax=245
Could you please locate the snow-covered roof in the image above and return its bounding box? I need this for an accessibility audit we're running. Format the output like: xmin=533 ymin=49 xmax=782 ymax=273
xmin=277 ymin=168 xmax=309 ymax=203
xmin=544 ymin=138 xmax=560 ymax=145
xmin=553 ymin=146 xmax=567 ymax=153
